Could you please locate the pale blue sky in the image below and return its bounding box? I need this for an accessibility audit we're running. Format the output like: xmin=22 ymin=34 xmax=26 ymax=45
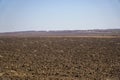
xmin=0 ymin=0 xmax=120 ymax=32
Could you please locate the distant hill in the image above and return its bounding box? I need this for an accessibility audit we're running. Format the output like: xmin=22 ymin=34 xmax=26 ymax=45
xmin=0 ymin=29 xmax=120 ymax=37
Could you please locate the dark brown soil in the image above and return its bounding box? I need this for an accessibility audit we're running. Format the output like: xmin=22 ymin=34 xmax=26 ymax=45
xmin=0 ymin=37 xmax=120 ymax=80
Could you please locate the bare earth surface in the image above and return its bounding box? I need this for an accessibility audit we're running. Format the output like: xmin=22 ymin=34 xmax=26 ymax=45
xmin=0 ymin=37 xmax=120 ymax=80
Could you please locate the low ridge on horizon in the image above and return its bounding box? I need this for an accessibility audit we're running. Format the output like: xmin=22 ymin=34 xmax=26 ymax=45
xmin=0 ymin=29 xmax=120 ymax=37
xmin=0 ymin=28 xmax=120 ymax=33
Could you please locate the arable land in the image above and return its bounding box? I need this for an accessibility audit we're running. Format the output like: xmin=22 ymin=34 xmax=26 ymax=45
xmin=0 ymin=36 xmax=120 ymax=80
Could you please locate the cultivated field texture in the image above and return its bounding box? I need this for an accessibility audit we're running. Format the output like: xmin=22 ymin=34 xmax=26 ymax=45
xmin=0 ymin=37 xmax=120 ymax=80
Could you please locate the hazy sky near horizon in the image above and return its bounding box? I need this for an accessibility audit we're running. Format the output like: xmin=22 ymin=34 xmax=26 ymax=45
xmin=0 ymin=0 xmax=120 ymax=32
